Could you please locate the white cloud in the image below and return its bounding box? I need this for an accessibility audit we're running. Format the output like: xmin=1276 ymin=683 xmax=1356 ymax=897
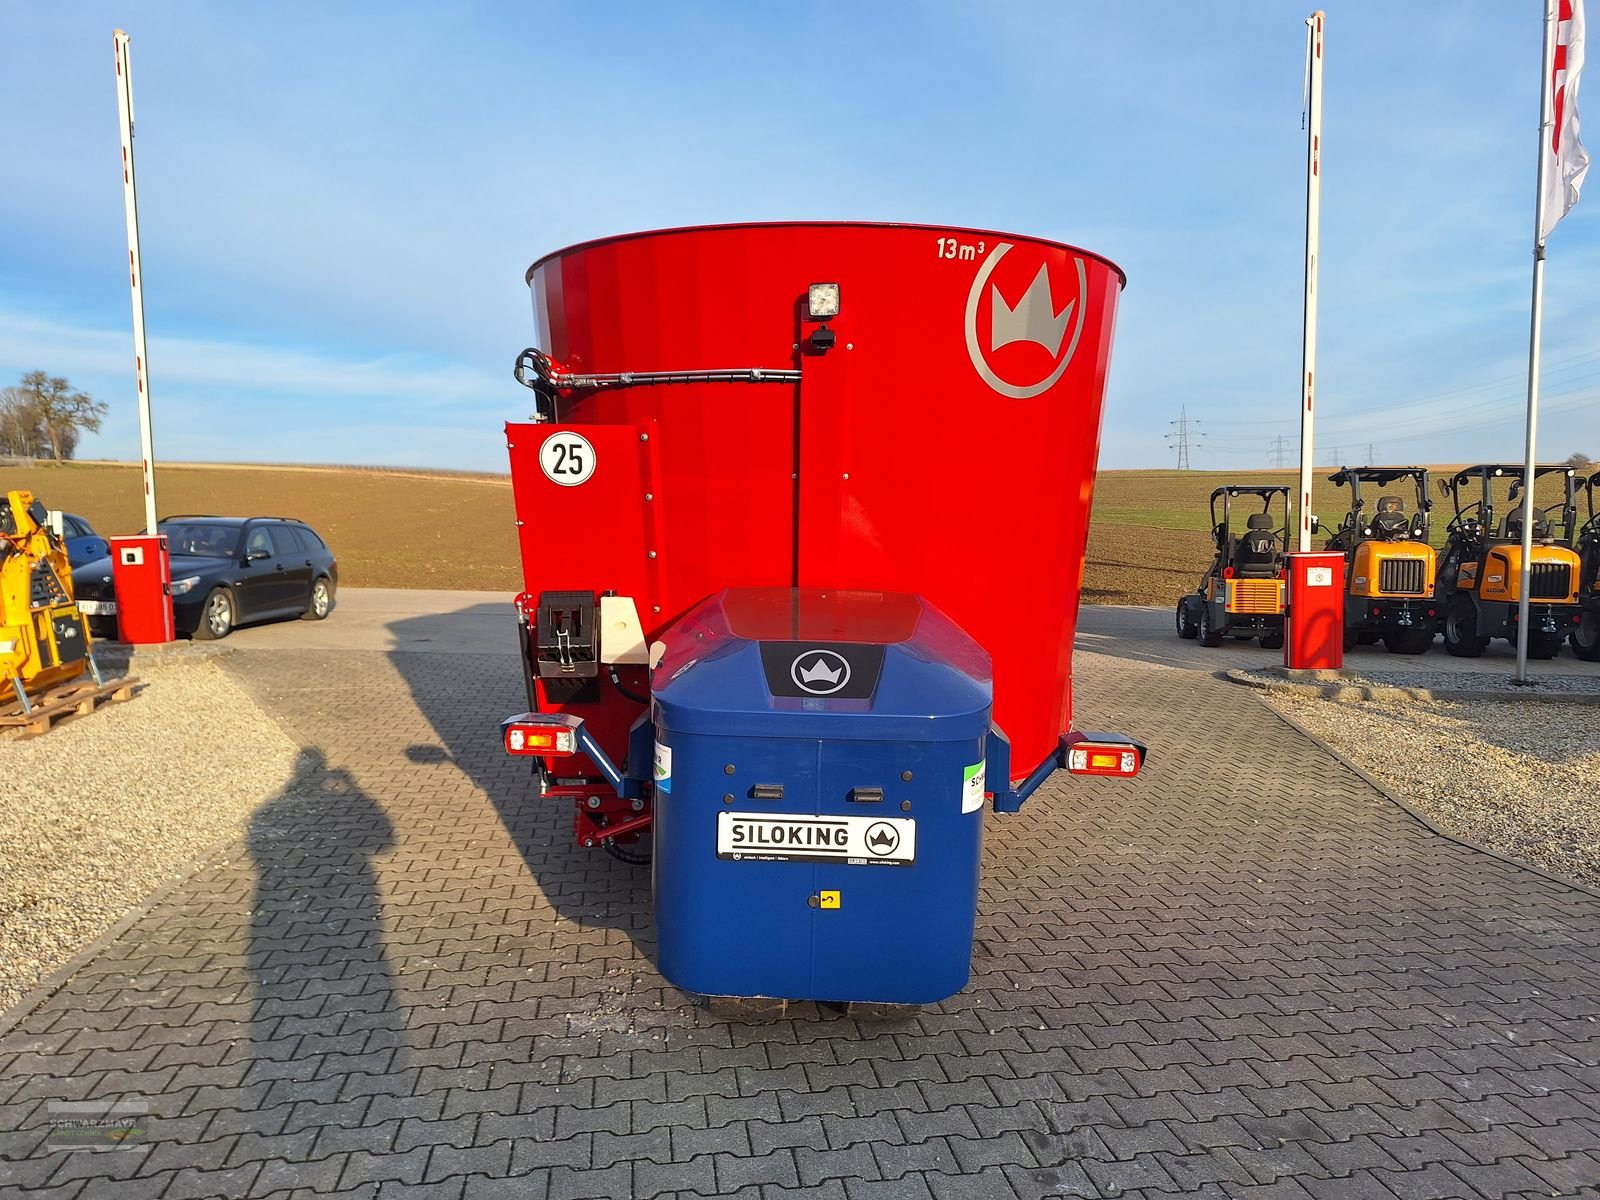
xmin=0 ymin=309 xmax=505 ymax=406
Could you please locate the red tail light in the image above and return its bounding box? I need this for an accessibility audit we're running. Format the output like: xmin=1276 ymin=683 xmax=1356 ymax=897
xmin=1063 ymin=732 xmax=1145 ymax=778
xmin=1222 ymin=566 xmax=1236 ymax=580
xmin=504 ymin=724 xmax=576 ymax=756
xmin=501 ymin=712 xmax=584 ymax=756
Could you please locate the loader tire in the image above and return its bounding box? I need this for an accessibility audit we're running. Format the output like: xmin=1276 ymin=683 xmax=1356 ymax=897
xmin=1175 ymin=598 xmax=1199 ymax=640
xmin=1572 ymin=610 xmax=1600 ymax=661
xmin=1197 ymin=604 xmax=1224 ymax=647
xmin=1260 ymin=628 xmax=1284 ymax=650
xmin=1443 ymin=598 xmax=1486 ymax=658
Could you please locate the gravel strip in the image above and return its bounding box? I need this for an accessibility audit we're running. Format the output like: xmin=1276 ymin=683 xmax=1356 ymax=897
xmin=1261 ymin=689 xmax=1600 ymax=887
xmin=1237 ymin=665 xmax=1600 ymax=696
xmin=0 ymin=660 xmax=299 ymax=1014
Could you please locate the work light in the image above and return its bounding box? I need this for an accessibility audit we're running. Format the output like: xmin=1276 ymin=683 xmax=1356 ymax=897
xmin=807 ymin=283 xmax=841 ymax=319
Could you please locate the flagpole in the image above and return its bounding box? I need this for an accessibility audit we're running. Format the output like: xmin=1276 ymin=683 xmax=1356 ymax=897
xmin=1516 ymin=0 xmax=1559 ymax=685
xmin=1298 ymin=11 xmax=1324 ymax=553
xmin=114 ymin=29 xmax=159 ymax=537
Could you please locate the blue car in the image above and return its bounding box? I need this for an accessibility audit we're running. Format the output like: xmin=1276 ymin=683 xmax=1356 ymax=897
xmin=58 ymin=513 xmax=110 ymax=567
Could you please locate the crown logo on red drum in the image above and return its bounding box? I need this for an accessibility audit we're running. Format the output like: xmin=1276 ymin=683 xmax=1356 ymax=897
xmin=964 ymin=244 xmax=1088 ymax=399
xmin=991 ymin=265 xmax=1074 ymax=356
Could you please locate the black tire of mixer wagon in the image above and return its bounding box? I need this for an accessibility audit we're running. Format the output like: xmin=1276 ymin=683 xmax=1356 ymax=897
xmin=1443 ymin=598 xmax=1487 ymax=658
xmin=1259 ymin=628 xmax=1284 ymax=650
xmin=1384 ymin=627 xmax=1433 ymax=655
xmin=1358 ymin=632 xmax=1382 ymax=645
xmin=1572 ymin=611 xmax=1600 ymax=661
xmin=1197 ymin=604 xmax=1224 ymax=647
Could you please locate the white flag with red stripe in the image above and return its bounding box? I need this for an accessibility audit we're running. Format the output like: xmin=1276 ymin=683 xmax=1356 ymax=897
xmin=1543 ymin=0 xmax=1590 ymax=238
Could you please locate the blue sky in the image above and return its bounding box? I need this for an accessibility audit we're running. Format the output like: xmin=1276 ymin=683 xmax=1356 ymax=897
xmin=2 ymin=2 xmax=1596 ymax=471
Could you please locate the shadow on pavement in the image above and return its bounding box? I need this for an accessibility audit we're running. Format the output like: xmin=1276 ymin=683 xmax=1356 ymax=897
xmin=381 ymin=603 xmax=655 ymax=956
xmin=247 ymin=747 xmax=405 ymax=1071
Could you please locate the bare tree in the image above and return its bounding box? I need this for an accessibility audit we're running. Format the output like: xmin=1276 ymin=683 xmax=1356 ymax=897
xmin=1568 ymin=451 xmax=1594 ymax=472
xmin=7 ymin=372 xmax=107 ymax=462
xmin=0 ymin=385 xmax=44 ymax=457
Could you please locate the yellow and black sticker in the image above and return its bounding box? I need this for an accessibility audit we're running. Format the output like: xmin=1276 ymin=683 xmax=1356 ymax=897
xmin=819 ymin=890 xmax=841 ymax=910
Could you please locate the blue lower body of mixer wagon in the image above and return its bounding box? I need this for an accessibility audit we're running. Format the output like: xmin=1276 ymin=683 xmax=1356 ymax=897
xmin=648 ymin=588 xmax=994 ymax=1006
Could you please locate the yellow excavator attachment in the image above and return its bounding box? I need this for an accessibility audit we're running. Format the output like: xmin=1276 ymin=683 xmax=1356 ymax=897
xmin=0 ymin=490 xmax=94 ymax=699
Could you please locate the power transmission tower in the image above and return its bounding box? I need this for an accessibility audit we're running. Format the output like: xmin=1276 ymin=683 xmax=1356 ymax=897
xmin=1269 ymin=435 xmax=1293 ymax=469
xmin=1164 ymin=406 xmax=1205 ymax=469
xmin=1366 ymin=441 xmax=1377 ymax=464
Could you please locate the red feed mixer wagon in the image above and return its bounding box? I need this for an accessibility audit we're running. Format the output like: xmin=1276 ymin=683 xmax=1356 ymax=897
xmin=501 ymin=221 xmax=1144 ymax=1008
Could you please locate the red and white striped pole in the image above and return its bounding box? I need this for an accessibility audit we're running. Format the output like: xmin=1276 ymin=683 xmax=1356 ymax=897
xmin=1297 ymin=11 xmax=1324 ymax=552
xmin=113 ymin=29 xmax=159 ymax=536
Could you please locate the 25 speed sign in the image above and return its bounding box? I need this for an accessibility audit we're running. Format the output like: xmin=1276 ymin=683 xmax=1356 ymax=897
xmin=539 ymin=432 xmax=595 ymax=486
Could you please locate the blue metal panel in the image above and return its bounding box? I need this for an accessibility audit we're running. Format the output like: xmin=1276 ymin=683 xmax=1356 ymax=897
xmin=808 ymin=736 xmax=984 ymax=1003
xmin=650 ymin=590 xmax=994 ymax=1004
xmin=653 ymin=731 xmax=823 ymax=1000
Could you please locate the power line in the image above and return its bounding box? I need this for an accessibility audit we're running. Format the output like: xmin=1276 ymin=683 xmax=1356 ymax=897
xmin=1201 ymin=346 xmax=1600 ymax=431
xmin=1164 ymin=406 xmax=1206 ymax=469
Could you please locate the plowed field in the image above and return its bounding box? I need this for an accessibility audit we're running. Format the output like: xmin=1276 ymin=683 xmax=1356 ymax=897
xmin=8 ymin=461 xmax=1475 ymax=604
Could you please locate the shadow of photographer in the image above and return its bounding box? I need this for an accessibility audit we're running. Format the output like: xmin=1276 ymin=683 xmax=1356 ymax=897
xmin=246 ymin=747 xmax=406 ymax=1073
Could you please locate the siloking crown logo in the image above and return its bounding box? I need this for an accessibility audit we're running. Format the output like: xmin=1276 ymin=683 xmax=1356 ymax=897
xmin=964 ymin=243 xmax=1088 ymax=400
xmin=790 ymin=649 xmax=851 ymax=696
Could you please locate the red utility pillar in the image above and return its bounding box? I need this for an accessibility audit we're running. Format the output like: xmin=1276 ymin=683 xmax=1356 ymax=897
xmin=109 ymin=535 xmax=174 ymax=644
xmin=1284 ymin=551 xmax=1345 ymax=670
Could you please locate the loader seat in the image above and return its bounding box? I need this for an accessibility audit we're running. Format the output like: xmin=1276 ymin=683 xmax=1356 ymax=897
xmin=1235 ymin=513 xmax=1281 ymax=578
xmin=1370 ymin=496 xmax=1410 ymax=539
xmin=1504 ymin=513 xmax=1551 ymax=541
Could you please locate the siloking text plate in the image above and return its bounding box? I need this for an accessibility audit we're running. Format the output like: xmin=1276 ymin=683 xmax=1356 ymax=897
xmin=716 ymin=812 xmax=916 ymax=866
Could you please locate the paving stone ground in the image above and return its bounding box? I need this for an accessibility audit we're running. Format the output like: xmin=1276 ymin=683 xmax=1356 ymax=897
xmin=3 ymin=630 xmax=1600 ymax=1200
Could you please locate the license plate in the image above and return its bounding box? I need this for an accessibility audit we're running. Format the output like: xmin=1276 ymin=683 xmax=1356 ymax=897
xmin=77 ymin=600 xmax=117 ymax=615
xmin=716 ymin=812 xmax=916 ymax=866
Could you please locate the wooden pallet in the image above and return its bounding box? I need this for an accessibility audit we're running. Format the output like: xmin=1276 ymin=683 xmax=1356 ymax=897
xmin=0 ymin=675 xmax=141 ymax=738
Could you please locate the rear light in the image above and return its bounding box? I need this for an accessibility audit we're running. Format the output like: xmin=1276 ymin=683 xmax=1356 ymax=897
xmin=1062 ymin=732 xmax=1145 ymax=778
xmin=1068 ymin=746 xmax=1139 ymax=775
xmin=1222 ymin=566 xmax=1236 ymax=580
xmin=501 ymin=712 xmax=584 ymax=756
xmin=505 ymin=725 xmax=576 ymax=755
xmin=1372 ymin=607 xmax=1382 ymax=617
